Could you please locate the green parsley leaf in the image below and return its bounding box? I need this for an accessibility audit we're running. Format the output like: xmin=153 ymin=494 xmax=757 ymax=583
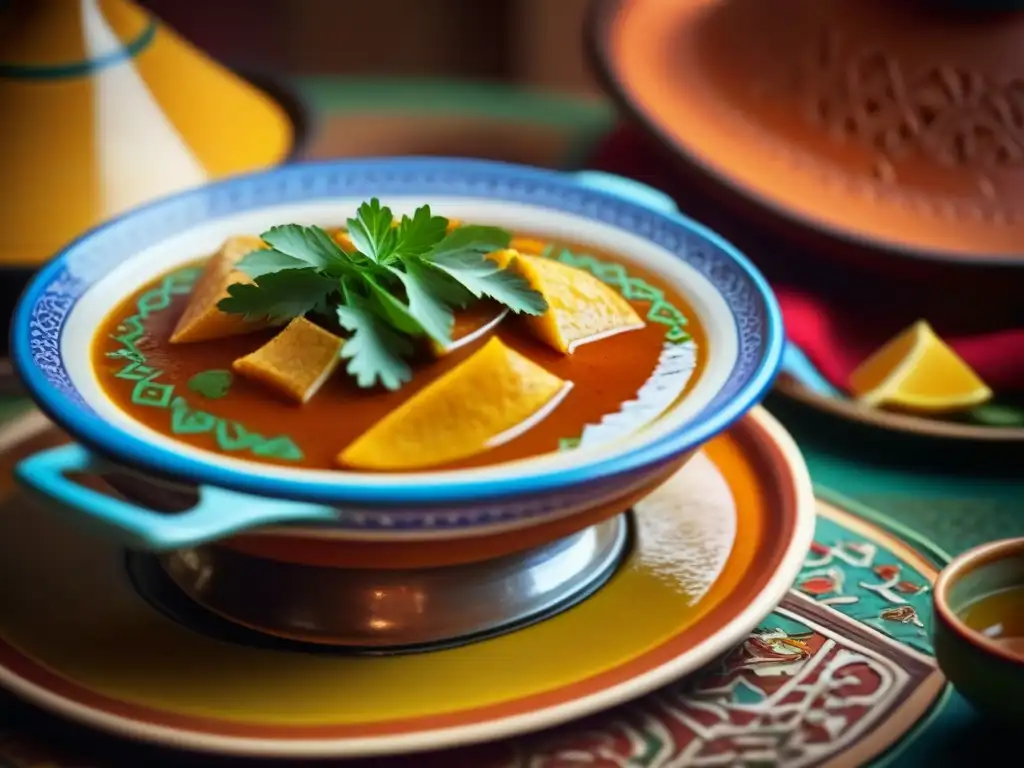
xmin=336 ymin=289 xmax=413 ymax=391
xmin=393 ymin=205 xmax=448 ymax=260
xmin=427 ymin=251 xmax=548 ymax=315
xmin=428 ymin=225 xmax=511 ymax=260
xmin=402 ymin=257 xmax=476 ymax=308
xmin=217 ymin=199 xmax=549 ymax=390
xmin=387 ymin=260 xmax=455 ymax=345
xmin=236 ymin=249 xmax=311 ymax=279
xmin=363 ymin=274 xmax=426 ymax=337
xmin=260 ymin=224 xmax=349 ymax=270
xmin=218 ymin=269 xmax=337 ymax=323
xmin=311 ymin=290 xmax=337 ymax=319
xmin=347 ymin=198 xmax=397 ymax=264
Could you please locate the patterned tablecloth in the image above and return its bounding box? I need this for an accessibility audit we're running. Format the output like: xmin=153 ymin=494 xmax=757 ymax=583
xmin=1 ymin=77 xmax=1021 ymax=766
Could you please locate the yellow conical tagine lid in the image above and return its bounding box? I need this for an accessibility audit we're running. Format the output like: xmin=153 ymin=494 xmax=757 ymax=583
xmin=0 ymin=0 xmax=295 ymax=269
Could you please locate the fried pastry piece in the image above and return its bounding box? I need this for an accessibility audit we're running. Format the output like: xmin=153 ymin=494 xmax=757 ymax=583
xmin=233 ymin=317 xmax=344 ymax=404
xmin=170 ymin=235 xmax=271 ymax=344
xmin=338 ymin=337 xmax=571 ymax=470
xmin=489 ymin=249 xmax=644 ymax=354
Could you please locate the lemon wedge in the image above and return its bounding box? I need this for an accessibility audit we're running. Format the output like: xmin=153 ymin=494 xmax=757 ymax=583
xmin=848 ymin=320 xmax=992 ymax=412
xmin=338 ymin=337 xmax=571 ymax=470
xmin=489 ymin=249 xmax=644 ymax=354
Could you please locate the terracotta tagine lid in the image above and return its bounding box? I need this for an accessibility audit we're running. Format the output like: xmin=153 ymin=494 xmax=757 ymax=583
xmin=0 ymin=0 xmax=295 ymax=271
xmin=590 ymin=0 xmax=1024 ymax=265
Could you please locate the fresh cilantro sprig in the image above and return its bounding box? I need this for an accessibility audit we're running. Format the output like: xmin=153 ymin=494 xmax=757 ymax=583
xmin=217 ymin=199 xmax=548 ymax=391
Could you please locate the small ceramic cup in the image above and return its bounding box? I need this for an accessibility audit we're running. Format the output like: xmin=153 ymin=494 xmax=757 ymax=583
xmin=933 ymin=537 xmax=1024 ymax=722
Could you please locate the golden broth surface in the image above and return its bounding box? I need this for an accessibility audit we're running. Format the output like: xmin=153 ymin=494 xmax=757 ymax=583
xmin=92 ymin=238 xmax=706 ymax=471
xmin=961 ymin=585 xmax=1024 ymax=658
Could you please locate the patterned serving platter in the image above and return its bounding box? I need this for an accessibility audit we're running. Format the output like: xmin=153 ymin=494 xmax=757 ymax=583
xmin=0 ymin=406 xmax=813 ymax=760
xmin=0 ymin=411 xmax=952 ymax=767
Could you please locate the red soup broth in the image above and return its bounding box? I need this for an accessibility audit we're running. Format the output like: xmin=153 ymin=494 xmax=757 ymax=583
xmin=92 ymin=237 xmax=706 ymax=472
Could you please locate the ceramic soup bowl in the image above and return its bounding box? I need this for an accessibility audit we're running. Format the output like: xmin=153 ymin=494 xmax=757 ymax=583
xmin=12 ymin=159 xmax=782 ymax=559
xmin=933 ymin=538 xmax=1024 ymax=723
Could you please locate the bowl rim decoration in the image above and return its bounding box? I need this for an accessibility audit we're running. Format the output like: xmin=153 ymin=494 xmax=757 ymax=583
xmin=12 ymin=157 xmax=783 ymax=506
xmin=933 ymin=537 xmax=1024 ymax=666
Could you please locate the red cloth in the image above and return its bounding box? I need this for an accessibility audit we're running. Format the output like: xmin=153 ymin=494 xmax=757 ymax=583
xmin=587 ymin=126 xmax=1024 ymax=393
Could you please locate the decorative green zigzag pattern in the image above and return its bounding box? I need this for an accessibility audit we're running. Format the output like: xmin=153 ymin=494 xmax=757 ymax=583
xmin=104 ymin=268 xmax=304 ymax=463
xmin=552 ymin=247 xmax=692 ymax=451
xmin=105 ymin=248 xmax=690 ymax=460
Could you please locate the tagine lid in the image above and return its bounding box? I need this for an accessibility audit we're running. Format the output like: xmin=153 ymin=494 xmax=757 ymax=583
xmin=590 ymin=0 xmax=1024 ymax=264
xmin=0 ymin=0 xmax=294 ymax=270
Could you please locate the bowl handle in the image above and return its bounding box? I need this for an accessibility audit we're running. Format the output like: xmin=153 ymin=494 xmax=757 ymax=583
xmin=576 ymin=171 xmax=835 ymax=397
xmin=571 ymin=170 xmax=678 ymax=215
xmin=15 ymin=444 xmax=339 ymax=551
xmin=780 ymin=343 xmax=842 ymax=398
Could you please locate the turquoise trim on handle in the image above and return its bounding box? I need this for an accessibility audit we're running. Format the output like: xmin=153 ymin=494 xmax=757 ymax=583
xmin=572 ymin=171 xmax=678 ymax=214
xmin=782 ymin=343 xmax=842 ymax=398
xmin=16 ymin=444 xmax=339 ymax=551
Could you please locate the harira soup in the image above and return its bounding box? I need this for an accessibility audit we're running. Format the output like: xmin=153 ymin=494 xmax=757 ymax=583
xmin=92 ymin=199 xmax=705 ymax=473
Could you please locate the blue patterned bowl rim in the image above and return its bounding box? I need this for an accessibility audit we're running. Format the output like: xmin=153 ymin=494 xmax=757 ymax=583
xmin=11 ymin=158 xmax=783 ymax=505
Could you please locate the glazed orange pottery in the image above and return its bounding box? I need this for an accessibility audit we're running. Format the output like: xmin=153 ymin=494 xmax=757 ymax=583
xmin=216 ymin=454 xmax=692 ymax=570
xmin=0 ymin=0 xmax=293 ymax=270
xmin=590 ymin=0 xmax=1024 ymax=264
